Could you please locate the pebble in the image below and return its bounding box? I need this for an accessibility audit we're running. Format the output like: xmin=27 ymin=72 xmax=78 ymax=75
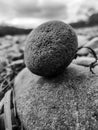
xmin=24 ymin=21 xmax=78 ymax=77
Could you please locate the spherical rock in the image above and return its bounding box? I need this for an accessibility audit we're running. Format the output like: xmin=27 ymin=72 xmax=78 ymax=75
xmin=24 ymin=21 xmax=78 ymax=77
xmin=14 ymin=64 xmax=98 ymax=130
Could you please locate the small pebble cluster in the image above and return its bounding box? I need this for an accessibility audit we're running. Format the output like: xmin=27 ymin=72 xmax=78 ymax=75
xmin=24 ymin=21 xmax=78 ymax=77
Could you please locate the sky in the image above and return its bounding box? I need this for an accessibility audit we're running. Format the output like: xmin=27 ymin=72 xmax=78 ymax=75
xmin=0 ymin=0 xmax=97 ymax=28
xmin=0 ymin=0 xmax=67 ymax=19
xmin=0 ymin=0 xmax=61 ymax=27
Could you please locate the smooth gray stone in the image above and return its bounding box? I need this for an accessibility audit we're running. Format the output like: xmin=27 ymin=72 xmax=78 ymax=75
xmin=14 ymin=64 xmax=98 ymax=130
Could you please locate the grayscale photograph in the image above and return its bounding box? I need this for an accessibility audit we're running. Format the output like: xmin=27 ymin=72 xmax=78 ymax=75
xmin=0 ymin=0 xmax=98 ymax=130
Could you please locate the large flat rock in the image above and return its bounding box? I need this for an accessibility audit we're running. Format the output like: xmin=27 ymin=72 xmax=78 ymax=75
xmin=14 ymin=64 xmax=98 ymax=130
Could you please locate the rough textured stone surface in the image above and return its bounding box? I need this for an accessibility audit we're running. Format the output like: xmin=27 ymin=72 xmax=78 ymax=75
xmin=15 ymin=64 xmax=98 ymax=130
xmin=24 ymin=21 xmax=78 ymax=77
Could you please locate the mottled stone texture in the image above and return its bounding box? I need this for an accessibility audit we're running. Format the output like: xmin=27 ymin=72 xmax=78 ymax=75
xmin=24 ymin=21 xmax=78 ymax=77
xmin=15 ymin=64 xmax=98 ymax=130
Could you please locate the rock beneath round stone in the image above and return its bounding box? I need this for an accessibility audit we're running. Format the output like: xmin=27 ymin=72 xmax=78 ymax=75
xmin=24 ymin=21 xmax=78 ymax=77
xmin=14 ymin=64 xmax=98 ymax=130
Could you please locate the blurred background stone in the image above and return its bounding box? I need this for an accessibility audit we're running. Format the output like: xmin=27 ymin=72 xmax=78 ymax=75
xmin=0 ymin=57 xmax=8 ymax=73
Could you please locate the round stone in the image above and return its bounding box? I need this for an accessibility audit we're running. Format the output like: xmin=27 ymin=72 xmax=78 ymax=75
xmin=24 ymin=21 xmax=78 ymax=77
